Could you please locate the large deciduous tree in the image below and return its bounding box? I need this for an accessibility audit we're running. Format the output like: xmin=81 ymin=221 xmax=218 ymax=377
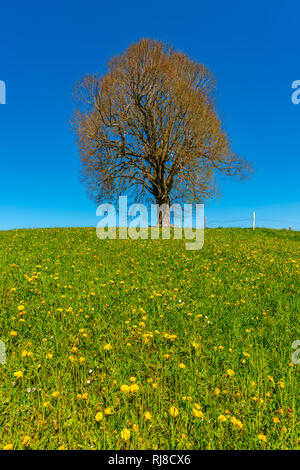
xmin=72 ymin=39 xmax=251 ymax=217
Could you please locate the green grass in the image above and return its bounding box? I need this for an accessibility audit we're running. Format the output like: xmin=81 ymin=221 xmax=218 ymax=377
xmin=0 ymin=227 xmax=299 ymax=450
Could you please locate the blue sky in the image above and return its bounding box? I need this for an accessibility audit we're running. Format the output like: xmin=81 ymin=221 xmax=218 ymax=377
xmin=0 ymin=0 xmax=299 ymax=230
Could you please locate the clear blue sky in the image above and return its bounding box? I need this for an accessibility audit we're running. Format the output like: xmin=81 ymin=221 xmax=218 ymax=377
xmin=0 ymin=0 xmax=299 ymax=230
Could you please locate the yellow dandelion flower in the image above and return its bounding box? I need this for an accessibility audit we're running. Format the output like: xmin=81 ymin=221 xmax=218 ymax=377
xmin=10 ymin=331 xmax=18 ymax=337
xmin=14 ymin=370 xmax=23 ymax=379
xmin=104 ymin=407 xmax=112 ymax=415
xmin=144 ymin=411 xmax=152 ymax=421
xmin=129 ymin=377 xmax=136 ymax=383
xmin=214 ymin=387 xmax=220 ymax=395
xmin=218 ymin=414 xmax=227 ymax=422
xmin=129 ymin=383 xmax=139 ymax=393
xmin=95 ymin=412 xmax=103 ymax=422
xmin=231 ymin=417 xmax=244 ymax=429
xmin=120 ymin=384 xmax=130 ymax=393
xmin=104 ymin=344 xmax=112 ymax=351
xmin=3 ymin=443 xmax=14 ymax=450
xmin=120 ymin=428 xmax=131 ymax=441
xmin=179 ymin=363 xmax=186 ymax=369
xmin=226 ymin=369 xmax=235 ymax=377
xmin=22 ymin=436 xmax=30 ymax=446
xmin=169 ymin=406 xmax=179 ymax=417
xmin=193 ymin=408 xmax=204 ymax=418
xmin=273 ymin=417 xmax=280 ymax=423
xmin=79 ymin=357 xmax=85 ymax=364
xmin=182 ymin=396 xmax=192 ymax=401
xmin=52 ymin=391 xmax=60 ymax=398
xmin=258 ymin=434 xmax=267 ymax=442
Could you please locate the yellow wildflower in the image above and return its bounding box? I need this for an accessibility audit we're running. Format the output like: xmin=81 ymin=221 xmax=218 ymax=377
xmin=169 ymin=406 xmax=179 ymax=417
xmin=95 ymin=412 xmax=103 ymax=422
xmin=22 ymin=436 xmax=30 ymax=446
xmin=120 ymin=428 xmax=131 ymax=441
xmin=193 ymin=408 xmax=204 ymax=418
xmin=14 ymin=370 xmax=23 ymax=379
xmin=3 ymin=443 xmax=14 ymax=450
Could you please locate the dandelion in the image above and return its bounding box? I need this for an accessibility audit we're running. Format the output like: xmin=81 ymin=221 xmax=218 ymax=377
xmin=273 ymin=417 xmax=280 ymax=423
xmin=10 ymin=331 xmax=18 ymax=337
xmin=214 ymin=387 xmax=220 ymax=395
xmin=179 ymin=363 xmax=186 ymax=369
xmin=52 ymin=391 xmax=60 ymax=398
xmin=104 ymin=407 xmax=112 ymax=415
xmin=120 ymin=384 xmax=130 ymax=393
xmin=278 ymin=379 xmax=284 ymax=389
xmin=129 ymin=377 xmax=136 ymax=382
xmin=3 ymin=443 xmax=14 ymax=450
xmin=182 ymin=396 xmax=192 ymax=401
xmin=193 ymin=408 xmax=204 ymax=418
xmin=22 ymin=436 xmax=30 ymax=446
xmin=226 ymin=369 xmax=235 ymax=377
xmin=43 ymin=401 xmax=50 ymax=407
xmin=120 ymin=428 xmax=131 ymax=441
xmin=104 ymin=344 xmax=112 ymax=351
xmin=95 ymin=412 xmax=103 ymax=422
xmin=129 ymin=383 xmax=139 ymax=393
xmin=169 ymin=406 xmax=179 ymax=417
xmin=230 ymin=417 xmax=244 ymax=429
xmin=79 ymin=357 xmax=85 ymax=364
xmin=258 ymin=434 xmax=267 ymax=442
xmin=13 ymin=371 xmax=23 ymax=379
xmin=218 ymin=414 xmax=227 ymax=422
xmin=144 ymin=411 xmax=152 ymax=421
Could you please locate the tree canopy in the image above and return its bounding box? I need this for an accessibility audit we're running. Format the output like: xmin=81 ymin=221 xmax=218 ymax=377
xmin=72 ymin=39 xmax=251 ymax=207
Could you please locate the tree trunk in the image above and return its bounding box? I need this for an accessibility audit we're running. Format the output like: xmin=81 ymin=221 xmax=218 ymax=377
xmin=156 ymin=195 xmax=170 ymax=227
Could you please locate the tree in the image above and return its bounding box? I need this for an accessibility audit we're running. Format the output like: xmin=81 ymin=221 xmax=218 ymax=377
xmin=72 ymin=39 xmax=251 ymax=223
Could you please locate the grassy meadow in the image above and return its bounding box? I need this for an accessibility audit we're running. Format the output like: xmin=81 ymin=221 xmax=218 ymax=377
xmin=0 ymin=227 xmax=299 ymax=450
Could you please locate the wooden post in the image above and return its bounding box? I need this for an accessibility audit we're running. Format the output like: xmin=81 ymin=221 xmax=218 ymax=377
xmin=252 ymin=211 xmax=255 ymax=230
xmin=205 ymin=216 xmax=207 ymax=229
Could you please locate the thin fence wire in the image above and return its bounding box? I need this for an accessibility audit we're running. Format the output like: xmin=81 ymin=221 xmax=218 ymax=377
xmin=206 ymin=216 xmax=300 ymax=230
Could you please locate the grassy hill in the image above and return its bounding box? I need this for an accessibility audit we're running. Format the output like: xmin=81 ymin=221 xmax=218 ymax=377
xmin=0 ymin=227 xmax=299 ymax=449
